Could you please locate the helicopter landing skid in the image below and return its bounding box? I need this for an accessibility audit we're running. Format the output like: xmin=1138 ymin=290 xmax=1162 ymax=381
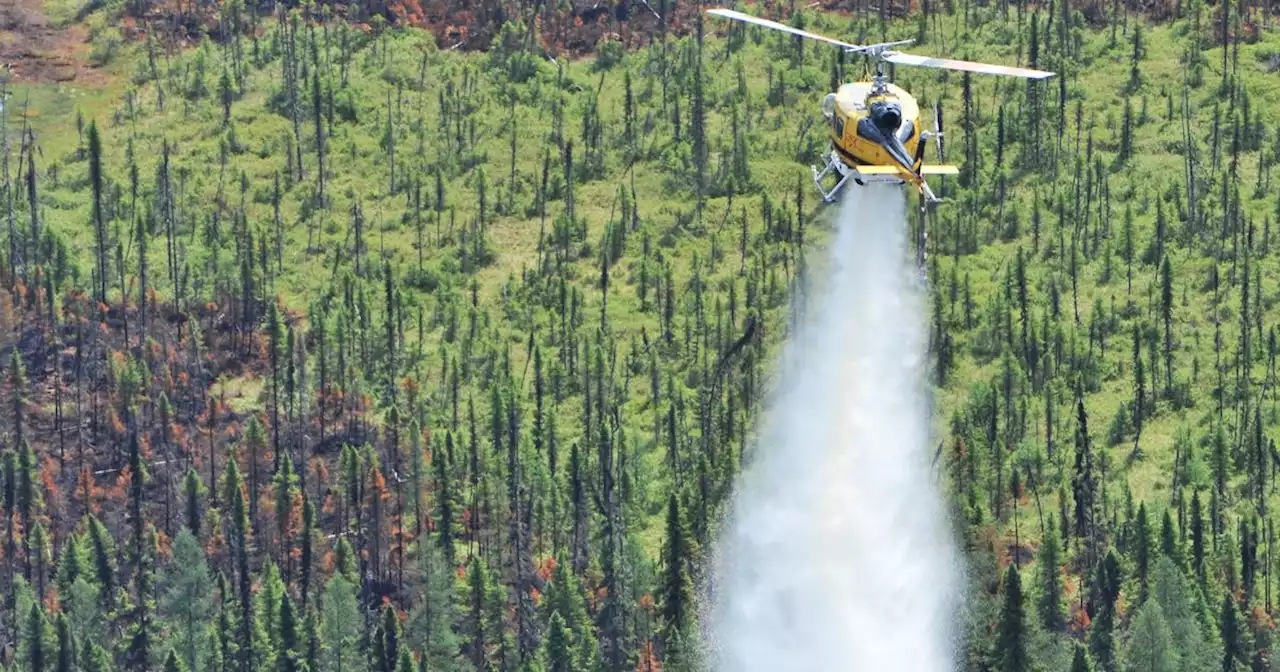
xmin=811 ymin=150 xmax=905 ymax=204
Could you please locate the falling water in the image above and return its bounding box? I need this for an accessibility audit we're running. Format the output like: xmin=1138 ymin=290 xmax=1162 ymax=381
xmin=707 ymin=185 xmax=962 ymax=670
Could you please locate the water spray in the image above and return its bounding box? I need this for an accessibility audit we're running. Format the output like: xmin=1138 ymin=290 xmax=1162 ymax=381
xmin=707 ymin=185 xmax=962 ymax=670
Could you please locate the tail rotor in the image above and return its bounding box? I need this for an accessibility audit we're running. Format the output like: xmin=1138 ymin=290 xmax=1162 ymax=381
xmin=933 ymin=101 xmax=945 ymax=162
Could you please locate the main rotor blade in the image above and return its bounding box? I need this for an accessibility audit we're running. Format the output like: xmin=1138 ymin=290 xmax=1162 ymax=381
xmin=705 ymin=8 xmax=863 ymax=51
xmin=884 ymin=52 xmax=1055 ymax=79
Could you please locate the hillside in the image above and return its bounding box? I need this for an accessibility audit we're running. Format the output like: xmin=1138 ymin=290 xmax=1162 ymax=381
xmin=2 ymin=0 xmax=1280 ymax=670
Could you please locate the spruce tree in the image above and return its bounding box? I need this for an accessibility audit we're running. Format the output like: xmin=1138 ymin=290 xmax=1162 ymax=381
xmin=435 ymin=431 xmax=457 ymax=568
xmin=124 ymin=531 xmax=157 ymax=672
xmin=1134 ymin=502 xmax=1152 ymax=602
xmin=1037 ymin=522 xmax=1065 ymax=632
xmin=26 ymin=603 xmax=48 ymax=672
xmin=994 ymin=565 xmax=1029 ymax=672
xmin=1123 ymin=599 xmax=1178 ymax=672
xmin=321 ymin=574 xmax=361 ymax=672
xmin=1190 ymin=490 xmax=1205 ymax=584
xmin=661 ymin=494 xmax=693 ymax=640
xmin=542 ymin=612 xmax=575 ymax=672
xmin=80 ymin=642 xmax=112 ymax=672
xmin=1071 ymin=643 xmax=1093 ymax=672
xmin=372 ymin=605 xmax=400 ymax=672
xmin=1089 ymin=551 xmax=1121 ymax=671
xmin=278 ymin=593 xmax=301 ymax=672
xmin=1220 ymin=593 xmax=1246 ymax=671
xmin=54 ymin=614 xmax=72 ymax=672
xmin=1159 ymin=509 xmax=1179 ymax=564
xmin=287 ymin=480 xmax=306 ymax=591
xmin=164 ymin=649 xmax=186 ymax=672
xmin=160 ymin=528 xmax=214 ymax=672
xmin=88 ymin=120 xmax=107 ymax=305
xmin=183 ymin=469 xmax=205 ymax=536
xmin=407 ymin=535 xmax=461 ymax=670
xmin=86 ymin=515 xmax=116 ymax=612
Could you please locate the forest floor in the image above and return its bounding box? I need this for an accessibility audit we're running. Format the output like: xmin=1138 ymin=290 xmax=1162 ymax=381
xmin=0 ymin=0 xmax=106 ymax=85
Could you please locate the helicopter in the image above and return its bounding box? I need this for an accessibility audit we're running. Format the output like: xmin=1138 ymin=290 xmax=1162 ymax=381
xmin=706 ymin=8 xmax=1055 ymax=265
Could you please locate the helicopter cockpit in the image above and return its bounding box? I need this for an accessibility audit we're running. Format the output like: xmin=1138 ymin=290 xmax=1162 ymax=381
xmin=856 ymin=97 xmax=915 ymax=168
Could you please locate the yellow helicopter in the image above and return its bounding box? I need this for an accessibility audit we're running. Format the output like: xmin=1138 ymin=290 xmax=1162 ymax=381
xmin=707 ymin=8 xmax=1055 ymax=261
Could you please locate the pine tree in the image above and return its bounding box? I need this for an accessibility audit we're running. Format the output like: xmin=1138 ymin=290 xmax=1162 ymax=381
xmin=1037 ymin=522 xmax=1065 ymax=632
xmin=321 ymin=574 xmax=361 ymax=672
xmin=30 ymin=522 xmax=50 ymax=602
xmin=219 ymin=66 xmax=234 ymax=123
xmin=88 ymin=120 xmax=108 ymax=305
xmin=994 ymin=565 xmax=1029 ymax=672
xmin=1190 ymin=490 xmax=1205 ymax=584
xmin=55 ymin=532 xmax=87 ymax=600
xmin=278 ymin=593 xmax=301 ymax=672
xmin=273 ymin=451 xmax=299 ymax=571
xmin=463 ymin=556 xmax=494 ymax=670
xmin=1089 ymin=551 xmax=1121 ymax=671
xmin=1134 ymin=502 xmax=1152 ymax=602
xmin=1159 ymin=509 xmax=1179 ymax=563
xmin=541 ymin=612 xmax=575 ymax=672
xmin=660 ymin=494 xmax=693 ymax=642
xmin=435 ymin=431 xmax=457 ymax=568
xmin=160 ymin=528 xmax=215 ymax=672
xmin=128 ymin=429 xmax=149 ymax=568
xmin=26 ymin=603 xmax=48 ymax=672
xmin=303 ymin=606 xmax=321 ymax=672
xmin=1151 ymin=557 xmax=1215 ymax=671
xmin=1220 ymin=593 xmax=1246 ymax=671
xmin=407 ymin=535 xmax=461 ymax=670
xmin=80 ymin=642 xmax=112 ymax=672
xmin=1124 ymin=599 xmax=1178 ymax=672
xmin=372 ymin=605 xmax=400 ymax=672
xmin=164 ymin=649 xmax=186 ymax=672
xmin=183 ymin=469 xmax=205 ymax=536
xmin=11 ymin=350 xmax=26 ymax=449
xmin=1160 ymin=255 xmax=1174 ymax=393
xmin=253 ymin=562 xmax=285 ymax=670
xmin=223 ymin=457 xmax=254 ymax=672
xmin=124 ymin=529 xmax=158 ymax=672
xmin=1071 ymin=643 xmax=1093 ymax=672
xmin=54 ymin=614 xmax=72 ymax=672
xmin=1072 ymin=390 xmax=1098 ymax=559
xmin=86 ymin=515 xmax=117 ymax=612
xmin=543 ymin=555 xmax=598 ymax=669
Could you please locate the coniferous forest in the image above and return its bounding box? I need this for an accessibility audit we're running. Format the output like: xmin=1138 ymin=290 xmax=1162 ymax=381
xmin=2 ymin=0 xmax=1280 ymax=668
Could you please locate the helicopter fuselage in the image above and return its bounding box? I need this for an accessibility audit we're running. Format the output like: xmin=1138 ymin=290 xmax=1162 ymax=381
xmin=811 ymin=79 xmax=955 ymax=205
xmin=827 ymin=81 xmax=922 ymax=175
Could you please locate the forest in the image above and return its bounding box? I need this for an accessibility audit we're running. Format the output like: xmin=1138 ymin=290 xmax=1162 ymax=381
xmin=2 ymin=0 xmax=1280 ymax=669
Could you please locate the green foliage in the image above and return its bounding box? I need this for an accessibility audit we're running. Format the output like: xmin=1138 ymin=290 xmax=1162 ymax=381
xmin=1124 ymin=599 xmax=1178 ymax=672
xmin=406 ymin=536 xmax=462 ymax=671
xmin=159 ymin=529 xmax=215 ymax=672
xmin=995 ymin=566 xmax=1030 ymax=672
xmin=321 ymin=575 xmax=361 ymax=672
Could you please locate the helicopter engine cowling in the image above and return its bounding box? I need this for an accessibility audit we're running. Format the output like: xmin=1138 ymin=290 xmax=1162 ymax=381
xmin=870 ymin=100 xmax=902 ymax=134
